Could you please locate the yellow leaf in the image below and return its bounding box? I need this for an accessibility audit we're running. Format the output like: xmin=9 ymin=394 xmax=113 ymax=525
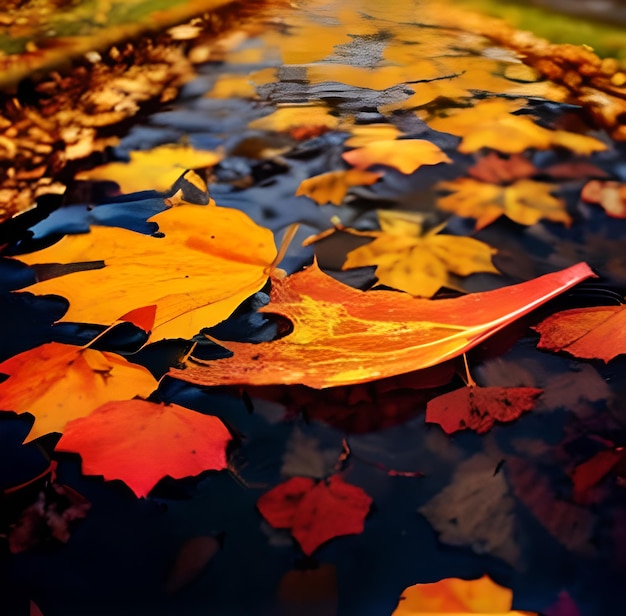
xmin=75 ymin=144 xmax=223 ymax=193
xmin=342 ymin=139 xmax=451 ymax=174
xmin=248 ymin=104 xmax=340 ymax=131
xmin=206 ymin=74 xmax=257 ymax=99
xmin=437 ymin=178 xmax=570 ymax=229
xmin=320 ymin=210 xmax=499 ymax=297
xmin=0 ymin=342 xmax=157 ymax=442
xmin=13 ymin=205 xmax=277 ymax=343
xmin=343 ymin=123 xmax=403 ymax=147
xmin=392 ymin=575 xmax=537 ymax=615
xmin=295 ymin=169 xmax=382 ymax=205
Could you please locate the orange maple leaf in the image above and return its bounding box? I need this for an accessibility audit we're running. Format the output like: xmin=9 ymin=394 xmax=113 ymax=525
xmin=13 ymin=204 xmax=277 ymax=343
xmin=0 ymin=342 xmax=157 ymax=442
xmin=55 ymin=399 xmax=232 ymax=498
xmin=295 ymin=169 xmax=382 ymax=205
xmin=169 ymin=261 xmax=594 ymax=389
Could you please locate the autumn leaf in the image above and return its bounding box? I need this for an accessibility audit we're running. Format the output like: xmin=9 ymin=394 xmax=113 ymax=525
xmin=392 ymin=575 xmax=537 ymax=615
xmin=13 ymin=204 xmax=277 ymax=343
xmin=75 ymin=144 xmax=223 ymax=193
xmin=427 ymin=99 xmax=607 ymax=155
xmin=55 ymin=399 xmax=232 ymax=498
xmin=468 ymin=152 xmax=537 ymax=184
xmin=295 ymin=169 xmax=382 ymax=206
xmin=533 ymin=305 xmax=626 ymax=362
xmin=425 ymin=386 xmax=542 ymax=434
xmin=0 ymin=342 xmax=157 ymax=442
xmin=343 ymin=123 xmax=402 ymax=147
xmin=437 ymin=178 xmax=570 ymax=229
xmin=571 ymin=448 xmax=624 ymax=503
xmin=257 ymin=475 xmax=372 ymax=555
xmin=170 ymin=261 xmax=595 ymax=389
xmin=311 ymin=210 xmax=500 ymax=297
xmin=248 ymin=104 xmax=340 ymax=132
xmin=342 ymin=139 xmax=451 ymax=175
xmin=581 ymin=180 xmax=626 ymax=218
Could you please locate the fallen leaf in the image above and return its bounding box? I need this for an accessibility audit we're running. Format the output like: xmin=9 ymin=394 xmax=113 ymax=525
xmin=118 ymin=305 xmax=157 ymax=333
xmin=295 ymin=169 xmax=382 ymax=206
xmin=533 ymin=305 xmax=626 ymax=362
xmin=571 ymin=448 xmax=623 ymax=503
xmin=248 ymin=104 xmax=340 ymax=132
xmin=437 ymin=178 xmax=570 ymax=229
xmin=428 ymin=99 xmax=607 ymax=155
xmin=165 ymin=536 xmax=221 ymax=593
xmin=170 ymin=261 xmax=594 ymax=389
xmin=393 ymin=574 xmax=536 ymax=615
xmin=13 ymin=204 xmax=277 ymax=343
xmin=257 ymin=475 xmax=372 ymax=555
xmin=581 ymin=180 xmax=626 ymax=218
xmin=329 ymin=210 xmax=499 ymax=297
xmin=0 ymin=342 xmax=157 ymax=442
xmin=419 ymin=454 xmax=520 ymax=567
xmin=75 ymin=144 xmax=223 ymax=193
xmin=342 ymin=139 xmax=451 ymax=175
xmin=468 ymin=152 xmax=537 ymax=184
xmin=426 ymin=386 xmax=542 ymax=434
xmin=343 ymin=123 xmax=402 ymax=147
xmin=55 ymin=399 xmax=232 ymax=498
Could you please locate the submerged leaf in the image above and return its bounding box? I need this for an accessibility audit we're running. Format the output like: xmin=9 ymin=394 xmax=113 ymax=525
xmin=170 ymin=262 xmax=594 ymax=388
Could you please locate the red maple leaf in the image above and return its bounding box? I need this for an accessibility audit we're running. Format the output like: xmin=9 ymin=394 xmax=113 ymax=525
xmin=55 ymin=399 xmax=232 ymax=498
xmin=257 ymin=475 xmax=372 ymax=555
xmin=425 ymin=385 xmax=542 ymax=434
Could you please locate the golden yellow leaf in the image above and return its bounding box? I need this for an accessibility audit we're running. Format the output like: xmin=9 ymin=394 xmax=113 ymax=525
xmin=437 ymin=178 xmax=570 ymax=229
xmin=248 ymin=104 xmax=340 ymax=132
xmin=314 ymin=211 xmax=499 ymax=297
xmin=0 ymin=342 xmax=157 ymax=442
xmin=206 ymin=74 xmax=257 ymax=99
xmin=392 ymin=575 xmax=536 ymax=615
xmin=13 ymin=205 xmax=277 ymax=343
xmin=342 ymin=139 xmax=451 ymax=174
xmin=427 ymin=99 xmax=607 ymax=155
xmin=75 ymin=144 xmax=223 ymax=194
xmin=295 ymin=169 xmax=382 ymax=206
xmin=343 ymin=124 xmax=403 ymax=147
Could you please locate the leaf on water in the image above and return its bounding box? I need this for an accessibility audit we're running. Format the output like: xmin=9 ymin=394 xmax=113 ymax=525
xmin=170 ymin=262 xmax=594 ymax=389
xmin=248 ymin=105 xmax=340 ymax=132
xmin=533 ymin=305 xmax=626 ymax=362
xmin=392 ymin=574 xmax=536 ymax=615
xmin=468 ymin=152 xmax=537 ymax=184
xmin=55 ymin=399 xmax=232 ymax=498
xmin=581 ymin=180 xmax=626 ymax=218
xmin=426 ymin=386 xmax=542 ymax=434
xmin=13 ymin=204 xmax=277 ymax=343
xmin=295 ymin=169 xmax=382 ymax=206
xmin=0 ymin=342 xmax=157 ymax=442
xmin=75 ymin=145 xmax=223 ymax=193
xmin=437 ymin=178 xmax=570 ymax=229
xmin=343 ymin=124 xmax=402 ymax=147
xmin=325 ymin=210 xmax=500 ymax=297
xmin=118 ymin=305 xmax=157 ymax=333
xmin=257 ymin=475 xmax=372 ymax=555
xmin=342 ymin=139 xmax=451 ymax=175
xmin=419 ymin=454 xmax=521 ymax=567
xmin=427 ymin=99 xmax=607 ymax=155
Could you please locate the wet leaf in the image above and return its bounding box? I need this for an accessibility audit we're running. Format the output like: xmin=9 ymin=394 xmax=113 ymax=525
xmin=393 ymin=574 xmax=536 ymax=615
xmin=13 ymin=204 xmax=277 ymax=343
xmin=342 ymin=139 xmax=451 ymax=174
xmin=581 ymin=180 xmax=626 ymax=218
xmin=437 ymin=178 xmax=570 ymax=229
xmin=533 ymin=305 xmax=626 ymax=362
xmin=0 ymin=342 xmax=157 ymax=442
xmin=55 ymin=399 xmax=232 ymax=498
xmin=257 ymin=475 xmax=372 ymax=555
xmin=426 ymin=386 xmax=542 ymax=434
xmin=328 ymin=210 xmax=500 ymax=297
xmin=170 ymin=262 xmax=594 ymax=389
xmin=75 ymin=145 xmax=222 ymax=194
xmin=295 ymin=169 xmax=382 ymax=206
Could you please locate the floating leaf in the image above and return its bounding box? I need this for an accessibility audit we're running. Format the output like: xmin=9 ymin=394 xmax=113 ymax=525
xmin=342 ymin=139 xmax=451 ymax=174
xmin=75 ymin=145 xmax=223 ymax=193
xmin=581 ymin=180 xmax=626 ymax=218
xmin=393 ymin=574 xmax=536 ymax=615
xmin=534 ymin=305 xmax=626 ymax=362
xmin=55 ymin=400 xmax=232 ymax=498
xmin=0 ymin=342 xmax=157 ymax=442
xmin=426 ymin=386 xmax=542 ymax=434
xmin=13 ymin=204 xmax=277 ymax=343
xmin=170 ymin=262 xmax=594 ymax=389
xmin=468 ymin=152 xmax=537 ymax=184
xmin=437 ymin=178 xmax=570 ymax=229
xmin=257 ymin=475 xmax=372 ymax=555
xmin=295 ymin=169 xmax=382 ymax=205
